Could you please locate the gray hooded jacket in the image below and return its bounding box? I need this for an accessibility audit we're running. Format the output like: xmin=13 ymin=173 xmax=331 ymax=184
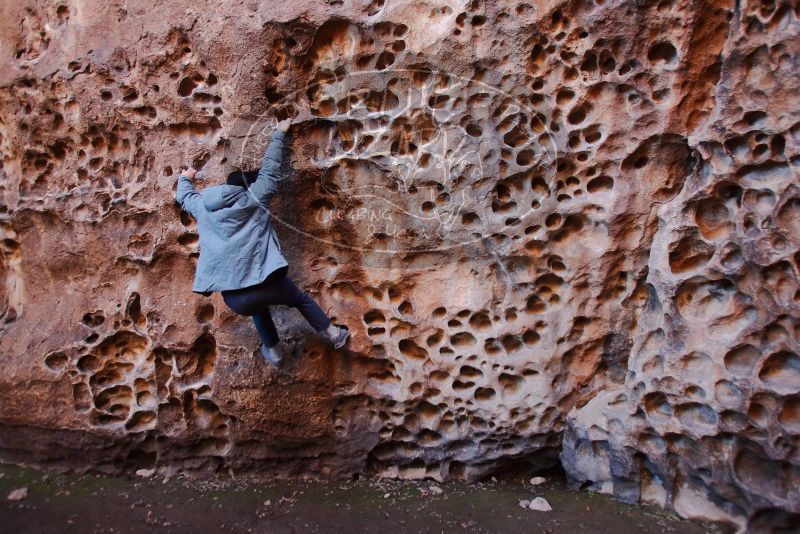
xmin=176 ymin=130 xmax=289 ymax=294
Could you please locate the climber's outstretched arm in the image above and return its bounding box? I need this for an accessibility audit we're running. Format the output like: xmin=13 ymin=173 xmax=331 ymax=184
xmin=250 ymin=117 xmax=292 ymax=205
xmin=176 ymin=168 xmax=201 ymax=218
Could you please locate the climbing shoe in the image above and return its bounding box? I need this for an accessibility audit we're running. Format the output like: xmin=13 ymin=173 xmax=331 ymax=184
xmin=329 ymin=324 xmax=350 ymax=349
xmin=260 ymin=343 xmax=286 ymax=369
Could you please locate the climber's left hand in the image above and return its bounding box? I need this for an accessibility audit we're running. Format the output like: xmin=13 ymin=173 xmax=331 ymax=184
xmin=180 ymin=168 xmax=197 ymax=180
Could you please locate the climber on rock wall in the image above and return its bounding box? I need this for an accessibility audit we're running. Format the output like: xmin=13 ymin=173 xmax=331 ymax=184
xmin=175 ymin=115 xmax=349 ymax=368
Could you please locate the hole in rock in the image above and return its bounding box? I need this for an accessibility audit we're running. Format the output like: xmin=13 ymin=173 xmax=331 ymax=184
xmin=647 ymin=41 xmax=677 ymax=64
xmin=399 ymin=339 xmax=427 ymax=360
xmin=44 ymin=351 xmax=68 ymax=371
xmin=177 ymin=77 xmax=197 ymax=97
xmin=668 ymin=234 xmax=715 ymax=273
xmin=759 ymin=351 xmax=800 ymax=394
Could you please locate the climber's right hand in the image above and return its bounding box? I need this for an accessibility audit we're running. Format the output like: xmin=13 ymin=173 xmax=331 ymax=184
xmin=275 ymin=117 xmax=292 ymax=132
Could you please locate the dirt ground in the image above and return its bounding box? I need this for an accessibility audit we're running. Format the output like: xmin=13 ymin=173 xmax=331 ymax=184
xmin=0 ymin=463 xmax=723 ymax=533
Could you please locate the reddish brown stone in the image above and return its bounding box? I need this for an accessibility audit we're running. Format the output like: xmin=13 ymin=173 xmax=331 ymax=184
xmin=0 ymin=1 xmax=798 ymax=530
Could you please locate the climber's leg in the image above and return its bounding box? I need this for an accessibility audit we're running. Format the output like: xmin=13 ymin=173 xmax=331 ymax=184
xmin=273 ymin=275 xmax=332 ymax=333
xmin=222 ymin=284 xmax=285 ymax=367
xmin=222 ymin=271 xmax=347 ymax=351
xmin=221 ymin=284 xmax=263 ymax=317
xmin=221 ymin=273 xmax=329 ymax=333
xmin=251 ymin=310 xmax=279 ymax=348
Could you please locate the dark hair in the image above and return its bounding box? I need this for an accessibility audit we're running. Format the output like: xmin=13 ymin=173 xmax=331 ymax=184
xmin=226 ymin=170 xmax=258 ymax=188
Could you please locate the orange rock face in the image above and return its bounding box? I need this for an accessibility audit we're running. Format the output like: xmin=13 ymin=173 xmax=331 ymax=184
xmin=0 ymin=0 xmax=798 ymax=529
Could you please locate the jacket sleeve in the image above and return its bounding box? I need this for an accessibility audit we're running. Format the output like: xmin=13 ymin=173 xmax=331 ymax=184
xmin=249 ymin=130 xmax=287 ymax=205
xmin=176 ymin=174 xmax=202 ymax=218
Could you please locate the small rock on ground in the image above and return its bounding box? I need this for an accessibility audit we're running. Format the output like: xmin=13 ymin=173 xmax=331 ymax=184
xmin=7 ymin=488 xmax=28 ymax=501
xmin=529 ymin=497 xmax=552 ymax=512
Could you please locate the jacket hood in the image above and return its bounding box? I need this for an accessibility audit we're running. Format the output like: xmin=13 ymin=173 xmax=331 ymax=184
xmin=202 ymin=185 xmax=246 ymax=211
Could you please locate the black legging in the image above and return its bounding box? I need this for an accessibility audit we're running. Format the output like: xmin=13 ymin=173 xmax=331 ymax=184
xmin=221 ymin=270 xmax=331 ymax=347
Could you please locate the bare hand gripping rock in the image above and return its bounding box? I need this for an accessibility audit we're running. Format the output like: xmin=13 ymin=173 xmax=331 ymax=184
xmin=176 ymin=116 xmax=349 ymax=368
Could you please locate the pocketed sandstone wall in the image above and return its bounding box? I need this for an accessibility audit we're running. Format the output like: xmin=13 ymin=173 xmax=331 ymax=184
xmin=0 ymin=0 xmax=797 ymax=530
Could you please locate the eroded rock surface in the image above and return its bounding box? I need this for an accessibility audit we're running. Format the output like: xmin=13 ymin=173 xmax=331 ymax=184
xmin=0 ymin=0 xmax=797 ymax=530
